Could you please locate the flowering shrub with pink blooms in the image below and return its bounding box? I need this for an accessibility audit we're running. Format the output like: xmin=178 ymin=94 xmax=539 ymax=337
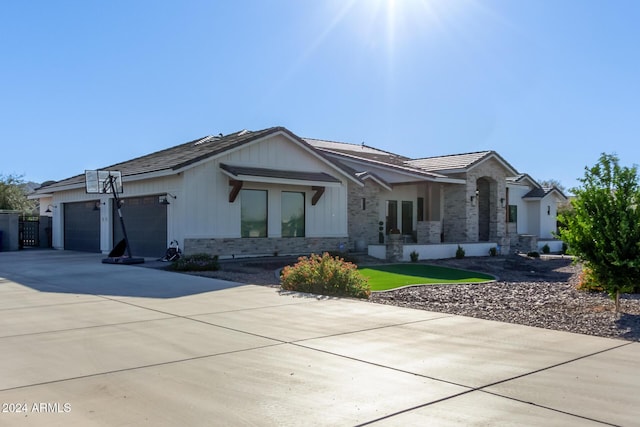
xmin=280 ymin=252 xmax=370 ymax=298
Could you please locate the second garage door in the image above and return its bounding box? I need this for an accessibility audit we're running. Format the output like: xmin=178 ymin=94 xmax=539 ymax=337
xmin=113 ymin=196 xmax=167 ymax=258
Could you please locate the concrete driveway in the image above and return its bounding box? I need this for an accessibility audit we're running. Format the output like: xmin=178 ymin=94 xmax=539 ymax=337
xmin=0 ymin=250 xmax=638 ymax=426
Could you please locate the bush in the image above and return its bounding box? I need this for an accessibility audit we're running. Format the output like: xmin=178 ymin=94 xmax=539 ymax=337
xmin=542 ymin=244 xmax=551 ymax=254
xmin=327 ymin=250 xmax=359 ymax=264
xmin=410 ymin=250 xmax=419 ymax=262
xmin=527 ymin=251 xmax=540 ymax=258
xmin=489 ymin=247 xmax=497 ymax=257
xmin=455 ymin=245 xmax=465 ymax=259
xmin=169 ymin=253 xmax=220 ymax=271
xmin=561 ymin=242 xmax=569 ymax=255
xmin=576 ymin=265 xmax=603 ymax=292
xmin=280 ymin=252 xmax=370 ymax=298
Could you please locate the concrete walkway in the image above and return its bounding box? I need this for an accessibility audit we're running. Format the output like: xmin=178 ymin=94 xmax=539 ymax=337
xmin=0 ymin=250 xmax=637 ymax=426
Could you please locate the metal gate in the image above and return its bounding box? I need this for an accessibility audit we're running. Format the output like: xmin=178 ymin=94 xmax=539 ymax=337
xmin=19 ymin=216 xmax=39 ymax=249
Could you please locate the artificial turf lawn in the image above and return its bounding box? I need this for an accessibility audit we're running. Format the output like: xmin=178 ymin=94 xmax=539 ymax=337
xmin=359 ymin=264 xmax=495 ymax=291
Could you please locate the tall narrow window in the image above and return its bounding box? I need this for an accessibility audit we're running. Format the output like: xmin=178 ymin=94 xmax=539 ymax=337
xmin=282 ymin=192 xmax=305 ymax=237
xmin=417 ymin=197 xmax=424 ymax=222
xmin=386 ymin=200 xmax=398 ymax=234
xmin=402 ymin=201 xmax=413 ymax=235
xmin=508 ymin=205 xmax=518 ymax=223
xmin=241 ymin=190 xmax=267 ymax=237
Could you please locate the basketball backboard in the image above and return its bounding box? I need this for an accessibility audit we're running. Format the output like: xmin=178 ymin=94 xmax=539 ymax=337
xmin=85 ymin=170 xmax=123 ymax=194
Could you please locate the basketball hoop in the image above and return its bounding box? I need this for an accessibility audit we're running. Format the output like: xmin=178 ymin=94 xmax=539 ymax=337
xmin=84 ymin=170 xmax=143 ymax=264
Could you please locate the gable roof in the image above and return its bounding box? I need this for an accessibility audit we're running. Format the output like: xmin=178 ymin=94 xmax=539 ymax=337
xmin=36 ymin=127 xmax=360 ymax=193
xmin=507 ymin=173 xmax=540 ymax=188
xmin=37 ymin=128 xmax=282 ymax=192
xmin=523 ymin=186 xmax=568 ymax=200
xmin=405 ymin=151 xmax=518 ymax=176
xmin=306 ymin=138 xmax=410 ymax=166
xmin=306 ymin=138 xmax=464 ymax=184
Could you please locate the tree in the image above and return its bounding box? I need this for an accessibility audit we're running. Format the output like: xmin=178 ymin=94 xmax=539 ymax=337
xmin=538 ymin=178 xmax=566 ymax=193
xmin=557 ymin=153 xmax=640 ymax=312
xmin=0 ymin=174 xmax=37 ymax=213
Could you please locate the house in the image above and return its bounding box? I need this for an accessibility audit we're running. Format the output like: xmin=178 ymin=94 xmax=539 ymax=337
xmin=32 ymin=126 xmax=567 ymax=260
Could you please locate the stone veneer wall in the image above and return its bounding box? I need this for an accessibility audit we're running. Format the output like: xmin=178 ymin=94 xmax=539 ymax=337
xmin=185 ymin=237 xmax=347 ymax=258
xmin=442 ymin=159 xmax=508 ymax=244
xmin=347 ymin=180 xmax=381 ymax=251
xmin=442 ymin=183 xmax=467 ymax=242
xmin=386 ymin=235 xmax=403 ymax=262
xmin=416 ymin=221 xmax=442 ymax=244
xmin=465 ymin=158 xmax=507 ymax=242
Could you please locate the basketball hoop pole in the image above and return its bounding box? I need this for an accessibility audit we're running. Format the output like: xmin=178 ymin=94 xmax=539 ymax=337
xmin=107 ymin=174 xmax=134 ymax=259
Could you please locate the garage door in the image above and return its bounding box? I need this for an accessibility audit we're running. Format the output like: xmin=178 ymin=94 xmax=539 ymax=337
xmin=64 ymin=201 xmax=101 ymax=252
xmin=113 ymin=195 xmax=167 ymax=258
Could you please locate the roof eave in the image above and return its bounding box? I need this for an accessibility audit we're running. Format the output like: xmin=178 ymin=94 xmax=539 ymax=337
xmin=319 ymin=149 xmax=448 ymax=182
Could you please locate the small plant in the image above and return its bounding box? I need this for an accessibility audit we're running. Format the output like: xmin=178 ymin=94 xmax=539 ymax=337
xmin=561 ymin=242 xmax=569 ymax=254
xmin=527 ymin=251 xmax=540 ymax=258
xmin=410 ymin=250 xmax=419 ymax=262
xmin=455 ymin=245 xmax=465 ymax=259
xmin=169 ymin=253 xmax=220 ymax=271
xmin=280 ymin=252 xmax=370 ymax=298
xmin=542 ymin=244 xmax=551 ymax=254
xmin=327 ymin=250 xmax=359 ymax=264
xmin=576 ymin=265 xmax=603 ymax=292
xmin=489 ymin=247 xmax=497 ymax=257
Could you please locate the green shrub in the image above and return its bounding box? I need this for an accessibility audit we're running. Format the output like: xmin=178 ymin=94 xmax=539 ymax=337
xmin=455 ymin=245 xmax=465 ymax=259
xmin=410 ymin=250 xmax=419 ymax=262
xmin=561 ymin=242 xmax=569 ymax=254
xmin=542 ymin=244 xmax=551 ymax=254
xmin=280 ymin=252 xmax=370 ymax=298
xmin=169 ymin=253 xmax=220 ymax=271
xmin=527 ymin=251 xmax=540 ymax=258
xmin=489 ymin=247 xmax=497 ymax=257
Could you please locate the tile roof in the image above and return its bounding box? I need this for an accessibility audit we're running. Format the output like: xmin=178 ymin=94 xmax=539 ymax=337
xmin=405 ymin=151 xmax=494 ymax=172
xmin=38 ymin=127 xmax=285 ymax=191
xmin=306 ymin=138 xmax=454 ymax=182
xmin=305 ymin=138 xmax=411 ymax=167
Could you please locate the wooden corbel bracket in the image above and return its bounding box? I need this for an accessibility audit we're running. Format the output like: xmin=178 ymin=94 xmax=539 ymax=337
xmin=229 ymin=179 xmax=243 ymax=202
xmin=311 ymin=186 xmax=325 ymax=206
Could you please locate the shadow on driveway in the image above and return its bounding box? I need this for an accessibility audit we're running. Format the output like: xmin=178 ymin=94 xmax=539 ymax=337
xmin=0 ymin=249 xmax=244 ymax=298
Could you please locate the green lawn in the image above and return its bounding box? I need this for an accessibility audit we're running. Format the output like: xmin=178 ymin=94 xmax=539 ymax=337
xmin=359 ymin=264 xmax=495 ymax=291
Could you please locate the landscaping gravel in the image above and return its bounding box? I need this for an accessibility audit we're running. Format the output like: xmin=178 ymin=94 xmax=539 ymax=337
xmin=187 ymin=254 xmax=640 ymax=342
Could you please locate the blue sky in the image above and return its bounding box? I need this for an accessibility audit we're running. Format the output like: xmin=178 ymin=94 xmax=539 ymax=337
xmin=1 ymin=0 xmax=639 ymax=193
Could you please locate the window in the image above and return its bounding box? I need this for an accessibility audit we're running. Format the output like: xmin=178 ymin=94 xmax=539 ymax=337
xmin=402 ymin=201 xmax=413 ymax=235
xmin=241 ymin=190 xmax=267 ymax=237
xmin=386 ymin=200 xmax=398 ymax=234
xmin=282 ymin=192 xmax=305 ymax=237
xmin=417 ymin=197 xmax=424 ymax=222
xmin=508 ymin=205 xmax=518 ymax=223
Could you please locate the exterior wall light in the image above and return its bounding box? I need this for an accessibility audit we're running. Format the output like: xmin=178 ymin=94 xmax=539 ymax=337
xmin=161 ymin=193 xmax=177 ymax=205
xmin=470 ymin=189 xmax=479 ymax=206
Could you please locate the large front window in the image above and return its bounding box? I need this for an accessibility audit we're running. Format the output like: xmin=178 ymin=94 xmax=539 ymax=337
xmin=282 ymin=192 xmax=305 ymax=237
xmin=241 ymin=190 xmax=267 ymax=237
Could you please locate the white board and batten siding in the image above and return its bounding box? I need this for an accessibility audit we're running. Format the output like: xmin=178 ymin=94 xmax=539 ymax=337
xmin=180 ymin=133 xmax=349 ymax=240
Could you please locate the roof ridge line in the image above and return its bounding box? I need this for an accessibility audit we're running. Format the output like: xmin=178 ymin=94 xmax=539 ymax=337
xmin=409 ymin=150 xmax=493 ymax=161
